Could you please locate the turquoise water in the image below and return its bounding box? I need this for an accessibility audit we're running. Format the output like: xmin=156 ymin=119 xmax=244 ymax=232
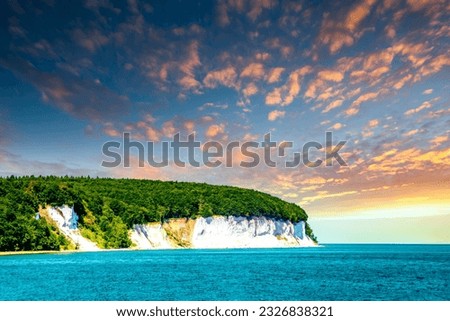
xmin=0 ymin=244 xmax=449 ymax=301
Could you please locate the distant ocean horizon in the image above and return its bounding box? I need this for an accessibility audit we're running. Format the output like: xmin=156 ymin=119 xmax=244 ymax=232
xmin=1 ymin=244 xmax=449 ymax=301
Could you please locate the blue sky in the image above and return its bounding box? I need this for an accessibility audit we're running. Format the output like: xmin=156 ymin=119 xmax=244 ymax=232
xmin=1 ymin=0 xmax=449 ymax=243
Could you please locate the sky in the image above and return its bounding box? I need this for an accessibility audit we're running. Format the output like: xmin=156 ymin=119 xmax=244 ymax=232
xmin=0 ymin=0 xmax=449 ymax=243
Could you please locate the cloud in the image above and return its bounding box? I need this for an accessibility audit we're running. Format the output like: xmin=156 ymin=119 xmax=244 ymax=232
xmin=304 ymin=79 xmax=325 ymax=100
xmin=146 ymin=127 xmax=161 ymax=141
xmin=242 ymin=133 xmax=259 ymax=141
xmin=103 ymin=123 xmax=122 ymax=137
xmin=0 ymin=148 xmax=107 ymax=177
xmin=345 ymin=107 xmax=360 ymax=116
xmin=263 ymin=37 xmax=294 ymax=59
xmin=205 ymin=123 xmax=225 ymax=138
xmin=317 ymin=0 xmax=377 ymax=54
xmin=323 ymin=99 xmax=344 ymax=113
xmin=161 ymin=120 xmax=177 ymax=137
xmin=392 ymin=41 xmax=433 ymax=69
xmin=330 ymin=123 xmax=344 ymax=130
xmin=1 ymin=58 xmax=130 ymax=122
xmin=72 ymin=28 xmax=109 ymax=52
xmin=318 ymin=70 xmax=344 ymax=82
xmin=184 ymin=120 xmax=196 ymax=132
xmin=406 ymin=0 xmax=445 ymax=12
xmin=247 ymin=0 xmax=277 ymax=21
xmin=198 ymin=102 xmax=229 ymax=111
xmin=216 ymin=0 xmax=275 ymax=26
xmin=349 ymin=90 xmax=382 ymax=109
xmin=316 ymin=87 xmax=344 ymax=102
xmin=302 ymin=190 xmax=358 ymax=204
xmin=267 ymin=110 xmax=286 ymax=121
xmin=365 ymin=147 xmax=450 ymax=177
xmin=242 ymin=82 xmax=258 ymax=97
xmin=417 ymin=54 xmax=450 ymax=77
xmin=265 ymin=88 xmax=283 ymax=105
xmin=203 ymin=67 xmax=239 ymax=89
xmin=265 ymin=66 xmax=312 ymax=106
xmin=177 ymin=41 xmax=202 ymax=91
xmin=240 ymin=62 xmax=265 ymax=79
xmin=423 ymin=89 xmax=433 ymax=95
xmin=255 ymin=52 xmax=270 ymax=61
xmin=344 ymin=0 xmax=376 ymax=32
xmin=430 ymin=135 xmax=448 ymax=147
xmin=404 ymin=100 xmax=433 ymax=116
xmin=403 ymin=129 xmax=419 ymax=137
xmin=368 ymin=119 xmax=379 ymax=128
xmin=392 ymin=74 xmax=413 ymax=90
xmin=363 ymin=48 xmax=395 ymax=70
xmin=266 ymin=67 xmax=285 ymax=83
xmin=216 ymin=0 xmax=231 ymax=27
xmin=201 ymin=115 xmax=214 ymax=122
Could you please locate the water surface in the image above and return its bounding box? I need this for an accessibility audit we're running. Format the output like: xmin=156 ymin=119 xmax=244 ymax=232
xmin=0 ymin=244 xmax=448 ymax=300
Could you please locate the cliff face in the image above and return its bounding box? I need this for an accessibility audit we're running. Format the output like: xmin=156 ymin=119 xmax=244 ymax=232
xmin=42 ymin=206 xmax=99 ymax=251
xmin=131 ymin=216 xmax=316 ymax=249
xmin=44 ymin=206 xmax=316 ymax=250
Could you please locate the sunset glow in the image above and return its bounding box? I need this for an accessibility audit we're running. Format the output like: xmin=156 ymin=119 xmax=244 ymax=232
xmin=1 ymin=0 xmax=449 ymax=243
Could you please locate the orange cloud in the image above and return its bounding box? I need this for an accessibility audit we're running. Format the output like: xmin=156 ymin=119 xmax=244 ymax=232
xmin=330 ymin=122 xmax=344 ymax=130
xmin=350 ymin=91 xmax=381 ymax=108
xmin=317 ymin=0 xmax=376 ymax=54
xmin=266 ymin=67 xmax=285 ymax=83
xmin=323 ymin=99 xmax=344 ymax=113
xmin=203 ymin=66 xmax=239 ymax=89
xmin=242 ymin=82 xmax=258 ymax=97
xmin=205 ymin=123 xmax=225 ymax=138
xmin=266 ymin=66 xmax=312 ymax=106
xmin=183 ymin=120 xmax=195 ymax=132
xmin=368 ymin=119 xmax=379 ymax=128
xmin=240 ymin=62 xmax=265 ymax=79
xmin=103 ymin=123 xmax=121 ymax=137
xmin=318 ymin=69 xmax=344 ymax=82
xmin=146 ymin=127 xmax=161 ymax=141
xmin=267 ymin=109 xmax=286 ymax=121
xmin=404 ymin=100 xmax=432 ymax=116
xmin=247 ymin=0 xmax=276 ymax=21
xmin=403 ymin=129 xmax=419 ymax=137
xmin=161 ymin=120 xmax=177 ymax=137
xmin=430 ymin=135 xmax=449 ymax=147
xmin=178 ymin=41 xmax=201 ymax=91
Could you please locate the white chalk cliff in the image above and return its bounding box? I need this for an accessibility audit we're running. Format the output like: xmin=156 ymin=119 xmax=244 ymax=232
xmin=44 ymin=206 xmax=316 ymax=250
xmin=44 ymin=206 xmax=99 ymax=251
xmin=131 ymin=216 xmax=316 ymax=249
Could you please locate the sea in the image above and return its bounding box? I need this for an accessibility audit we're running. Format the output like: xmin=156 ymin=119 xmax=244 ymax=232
xmin=0 ymin=244 xmax=448 ymax=301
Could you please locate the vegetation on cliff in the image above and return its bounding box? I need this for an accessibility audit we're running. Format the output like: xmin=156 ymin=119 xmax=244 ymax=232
xmin=0 ymin=176 xmax=316 ymax=251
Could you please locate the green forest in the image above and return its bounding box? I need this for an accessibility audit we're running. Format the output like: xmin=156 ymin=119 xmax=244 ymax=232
xmin=0 ymin=176 xmax=316 ymax=251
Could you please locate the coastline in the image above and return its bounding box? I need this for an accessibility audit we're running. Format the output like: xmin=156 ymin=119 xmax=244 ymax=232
xmin=0 ymin=243 xmax=320 ymax=256
xmin=0 ymin=250 xmax=74 ymax=256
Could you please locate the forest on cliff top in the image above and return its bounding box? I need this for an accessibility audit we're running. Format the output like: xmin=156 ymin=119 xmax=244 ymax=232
xmin=0 ymin=176 xmax=315 ymax=251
